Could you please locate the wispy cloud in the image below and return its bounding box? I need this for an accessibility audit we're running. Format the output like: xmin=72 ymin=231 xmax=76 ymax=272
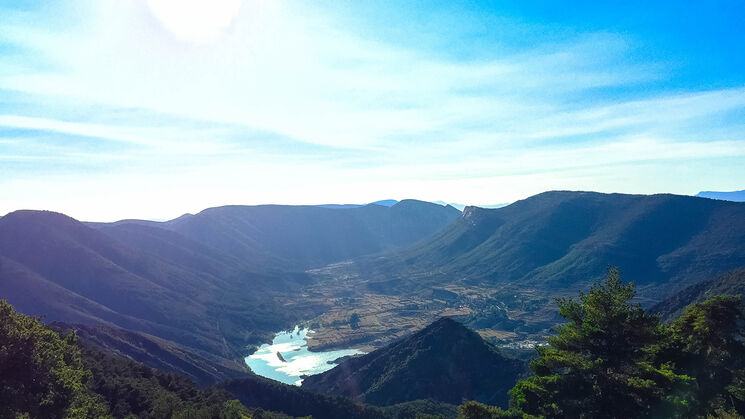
xmin=0 ymin=0 xmax=743 ymax=220
xmin=0 ymin=2 xmax=654 ymax=148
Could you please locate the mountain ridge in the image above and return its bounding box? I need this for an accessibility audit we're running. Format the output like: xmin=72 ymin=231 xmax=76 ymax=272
xmin=0 ymin=202 xmax=463 ymax=384
xmin=301 ymin=317 xmax=526 ymax=407
xmin=358 ymin=191 xmax=745 ymax=300
xmin=0 ymin=209 xmax=322 ymax=382
xmin=298 ymin=191 xmax=745 ymax=351
xmin=652 ymin=265 xmax=745 ymax=321
xmin=89 ymin=199 xmax=461 ymax=269
xmin=4 ymin=190 xmax=745 ymax=386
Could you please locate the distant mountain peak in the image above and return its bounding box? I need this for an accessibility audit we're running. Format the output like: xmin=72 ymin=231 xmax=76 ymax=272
xmin=3 ymin=208 xmax=74 ymax=220
xmin=460 ymin=205 xmax=495 ymax=225
xmin=0 ymin=209 xmax=84 ymax=231
xmin=369 ymin=199 xmax=398 ymax=207
xmin=418 ymin=316 xmax=472 ymax=337
xmin=696 ymin=190 xmax=745 ymax=202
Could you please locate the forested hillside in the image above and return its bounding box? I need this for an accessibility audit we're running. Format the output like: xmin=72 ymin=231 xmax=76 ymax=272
xmin=3 ymin=191 xmax=745 ymax=418
xmin=653 ymin=265 xmax=745 ymax=321
xmin=5 ymin=267 xmax=744 ymax=419
xmin=303 ymin=192 xmax=745 ymax=350
xmin=0 ymin=299 xmax=266 ymax=418
xmin=0 ymin=201 xmax=460 ymax=383
xmin=90 ymin=200 xmax=460 ymax=269
xmin=0 ymin=210 xmax=307 ymax=383
xmin=360 ymin=192 xmax=745 ymax=300
xmin=302 ymin=317 xmax=526 ymax=407
xmin=0 ymin=299 xmax=458 ymax=419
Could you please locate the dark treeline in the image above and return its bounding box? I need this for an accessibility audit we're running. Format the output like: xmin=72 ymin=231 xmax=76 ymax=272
xmin=458 ymin=267 xmax=745 ymax=419
xmin=223 ymin=373 xmax=457 ymax=419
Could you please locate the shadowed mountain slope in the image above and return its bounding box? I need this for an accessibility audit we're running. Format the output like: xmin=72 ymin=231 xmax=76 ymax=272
xmin=652 ymin=265 xmax=745 ymax=321
xmin=224 ymin=375 xmax=458 ymax=419
xmin=0 ymin=210 xmax=320 ymax=382
xmin=53 ymin=322 xmax=250 ymax=386
xmin=5 ymin=192 xmax=745 ymax=389
xmin=91 ymin=200 xmax=461 ymax=269
xmin=358 ymin=191 xmax=745 ymax=304
xmin=301 ymin=317 xmax=526 ymax=407
xmin=0 ymin=202 xmax=460 ymax=383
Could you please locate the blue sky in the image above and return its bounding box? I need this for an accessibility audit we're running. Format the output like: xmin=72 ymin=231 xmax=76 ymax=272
xmin=1 ymin=0 xmax=744 ymax=221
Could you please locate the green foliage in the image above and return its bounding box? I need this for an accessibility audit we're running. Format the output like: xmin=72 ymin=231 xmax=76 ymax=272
xmin=0 ymin=299 xmax=291 ymax=419
xmin=383 ymin=399 xmax=458 ymax=419
xmin=1 ymin=299 xmax=456 ymax=419
xmin=706 ymin=410 xmax=744 ymax=419
xmin=464 ymin=269 xmax=745 ymax=418
xmin=457 ymin=401 xmax=533 ymax=419
xmin=657 ymin=295 xmax=745 ymax=416
xmin=0 ymin=299 xmax=109 ymax=418
xmin=508 ymin=268 xmax=693 ymax=418
xmin=81 ymin=343 xmax=258 ymax=418
xmin=224 ymin=376 xmax=457 ymax=419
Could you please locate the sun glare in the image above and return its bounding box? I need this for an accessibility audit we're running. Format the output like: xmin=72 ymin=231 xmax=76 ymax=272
xmin=146 ymin=0 xmax=242 ymax=42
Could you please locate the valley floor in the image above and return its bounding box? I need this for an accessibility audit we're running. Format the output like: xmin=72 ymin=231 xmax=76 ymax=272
xmin=279 ymin=262 xmax=559 ymax=353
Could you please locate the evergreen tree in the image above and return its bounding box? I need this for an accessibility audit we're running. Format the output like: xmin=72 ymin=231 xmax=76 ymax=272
xmin=0 ymin=299 xmax=109 ymax=418
xmin=509 ymin=268 xmax=691 ymax=418
xmin=656 ymin=296 xmax=745 ymax=416
xmin=457 ymin=400 xmax=533 ymax=419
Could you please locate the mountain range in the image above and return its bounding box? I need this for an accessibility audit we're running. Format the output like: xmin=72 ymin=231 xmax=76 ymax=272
xmin=90 ymin=200 xmax=460 ymax=269
xmin=2 ymin=190 xmax=745 ymax=389
xmin=0 ymin=200 xmax=459 ymax=384
xmin=353 ymin=191 xmax=745 ymax=301
xmin=301 ymin=191 xmax=745 ymax=349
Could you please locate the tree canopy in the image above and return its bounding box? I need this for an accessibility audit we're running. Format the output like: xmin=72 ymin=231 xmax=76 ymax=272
xmin=0 ymin=299 xmax=108 ymax=418
xmin=509 ymin=267 xmax=691 ymax=418
xmin=657 ymin=295 xmax=745 ymax=416
xmin=0 ymin=299 xmax=262 ymax=419
xmin=460 ymin=268 xmax=745 ymax=419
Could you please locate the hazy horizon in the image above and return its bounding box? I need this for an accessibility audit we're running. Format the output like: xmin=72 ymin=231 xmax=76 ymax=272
xmin=4 ymin=189 xmax=744 ymax=223
xmin=2 ymin=0 xmax=744 ymax=221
